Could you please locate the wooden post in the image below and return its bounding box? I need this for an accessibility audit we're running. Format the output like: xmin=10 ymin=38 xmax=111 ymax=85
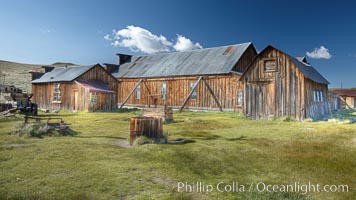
xmin=202 ymin=79 xmax=223 ymax=111
xmin=339 ymin=96 xmax=352 ymax=109
xmin=179 ymin=76 xmax=202 ymax=112
xmin=119 ymin=79 xmax=143 ymax=109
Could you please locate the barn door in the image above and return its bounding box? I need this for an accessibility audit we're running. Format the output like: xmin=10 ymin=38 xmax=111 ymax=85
xmin=73 ymin=89 xmax=78 ymax=110
xmin=265 ymin=82 xmax=276 ymax=118
xmin=258 ymin=82 xmax=276 ymax=118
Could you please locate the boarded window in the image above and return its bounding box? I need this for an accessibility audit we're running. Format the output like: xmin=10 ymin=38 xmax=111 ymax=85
xmin=161 ymin=83 xmax=167 ymax=100
xmin=223 ymin=46 xmax=236 ymax=55
xmin=91 ymin=94 xmax=97 ymax=105
xmin=263 ymin=59 xmax=277 ymax=72
xmin=190 ymin=82 xmax=197 ymax=100
xmin=237 ymin=91 xmax=243 ymax=106
xmin=53 ymin=83 xmax=61 ymax=102
xmin=135 ymin=84 xmax=141 ymax=99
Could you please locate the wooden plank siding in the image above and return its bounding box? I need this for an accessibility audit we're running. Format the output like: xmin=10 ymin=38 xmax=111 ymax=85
xmin=241 ymin=47 xmax=329 ymax=120
xmin=304 ymin=79 xmax=330 ymax=119
xmin=117 ymin=75 xmax=243 ymax=111
xmin=32 ymin=65 xmax=118 ymax=111
xmin=116 ymin=45 xmax=257 ymax=111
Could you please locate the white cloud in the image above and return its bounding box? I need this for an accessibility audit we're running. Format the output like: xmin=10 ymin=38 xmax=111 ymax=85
xmin=106 ymin=25 xmax=203 ymax=54
xmin=306 ymin=46 xmax=332 ymax=59
xmin=104 ymin=34 xmax=111 ymax=41
xmin=111 ymin=26 xmax=172 ymax=54
xmin=173 ymin=34 xmax=202 ymax=52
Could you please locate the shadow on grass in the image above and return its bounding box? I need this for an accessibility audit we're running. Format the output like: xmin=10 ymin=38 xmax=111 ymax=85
xmin=116 ymin=108 xmax=140 ymax=113
xmin=167 ymin=138 xmax=196 ymax=145
xmin=225 ymin=135 xmax=248 ymax=141
xmin=36 ymin=113 xmax=78 ymax=117
xmin=59 ymin=128 xmax=80 ymax=137
xmin=73 ymin=135 xmax=126 ymax=140
xmin=175 ymin=130 xmax=223 ymax=141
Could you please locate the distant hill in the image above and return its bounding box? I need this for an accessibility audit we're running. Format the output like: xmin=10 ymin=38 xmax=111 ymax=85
xmin=0 ymin=60 xmax=77 ymax=93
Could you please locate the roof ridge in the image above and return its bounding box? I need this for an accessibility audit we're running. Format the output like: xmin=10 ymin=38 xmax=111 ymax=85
xmin=130 ymin=42 xmax=252 ymax=58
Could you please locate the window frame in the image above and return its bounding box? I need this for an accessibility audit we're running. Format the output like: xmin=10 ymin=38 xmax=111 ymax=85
xmin=135 ymin=84 xmax=141 ymax=99
xmin=190 ymin=81 xmax=197 ymax=100
xmin=90 ymin=94 xmax=98 ymax=105
xmin=52 ymin=83 xmax=62 ymax=103
xmin=263 ymin=58 xmax=278 ymax=72
xmin=161 ymin=83 xmax=167 ymax=100
xmin=237 ymin=91 xmax=243 ymax=106
xmin=313 ymin=90 xmax=324 ymax=102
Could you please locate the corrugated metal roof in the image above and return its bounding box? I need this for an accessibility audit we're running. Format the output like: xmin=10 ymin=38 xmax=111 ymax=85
xmin=288 ymin=55 xmax=329 ymax=84
xmin=32 ymin=64 xmax=97 ymax=83
xmin=112 ymin=42 xmax=253 ymax=78
xmin=75 ymin=80 xmax=116 ymax=93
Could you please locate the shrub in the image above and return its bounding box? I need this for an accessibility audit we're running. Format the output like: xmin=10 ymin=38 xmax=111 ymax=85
xmin=13 ymin=122 xmax=77 ymax=138
xmin=14 ymin=122 xmax=48 ymax=138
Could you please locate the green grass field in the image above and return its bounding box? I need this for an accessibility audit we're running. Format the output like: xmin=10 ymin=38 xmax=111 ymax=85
xmin=0 ymin=110 xmax=355 ymax=200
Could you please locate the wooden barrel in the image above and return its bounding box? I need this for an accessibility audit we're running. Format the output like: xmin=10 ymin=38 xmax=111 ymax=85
xmin=130 ymin=117 xmax=163 ymax=141
xmin=164 ymin=107 xmax=174 ymax=122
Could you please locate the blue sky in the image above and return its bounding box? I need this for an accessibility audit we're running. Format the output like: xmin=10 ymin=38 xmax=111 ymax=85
xmin=1 ymin=0 xmax=355 ymax=88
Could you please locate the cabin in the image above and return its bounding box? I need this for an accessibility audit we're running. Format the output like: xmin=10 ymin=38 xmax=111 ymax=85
xmin=112 ymin=42 xmax=257 ymax=111
xmin=240 ymin=46 xmax=330 ymax=120
xmin=329 ymin=89 xmax=356 ymax=110
xmin=31 ymin=64 xmax=118 ymax=111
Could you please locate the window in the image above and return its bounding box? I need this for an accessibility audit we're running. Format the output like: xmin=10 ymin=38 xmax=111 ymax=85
xmin=91 ymin=94 xmax=97 ymax=105
xmin=161 ymin=83 xmax=167 ymax=100
xmin=190 ymin=82 xmax=197 ymax=100
xmin=313 ymin=91 xmax=317 ymax=102
xmin=135 ymin=84 xmax=141 ymax=99
xmin=263 ymin=58 xmax=277 ymax=72
xmin=313 ymin=90 xmax=323 ymax=102
xmin=53 ymin=83 xmax=61 ymax=102
xmin=237 ymin=91 xmax=243 ymax=106
xmin=354 ymin=97 xmax=356 ymax=108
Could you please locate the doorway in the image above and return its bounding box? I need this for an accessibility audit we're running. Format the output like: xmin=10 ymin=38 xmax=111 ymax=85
xmin=255 ymin=81 xmax=276 ymax=119
xmin=73 ymin=89 xmax=78 ymax=110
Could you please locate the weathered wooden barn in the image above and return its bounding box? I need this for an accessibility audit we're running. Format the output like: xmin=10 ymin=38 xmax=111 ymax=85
xmin=31 ymin=64 xmax=117 ymax=111
xmin=30 ymin=42 xmax=331 ymax=120
xmin=329 ymin=89 xmax=356 ymax=110
xmin=111 ymin=42 xmax=257 ymax=111
xmin=240 ymin=46 xmax=330 ymax=120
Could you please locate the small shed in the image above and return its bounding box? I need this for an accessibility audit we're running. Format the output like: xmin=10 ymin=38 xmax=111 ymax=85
xmin=329 ymin=89 xmax=356 ymax=110
xmin=31 ymin=64 xmax=118 ymax=111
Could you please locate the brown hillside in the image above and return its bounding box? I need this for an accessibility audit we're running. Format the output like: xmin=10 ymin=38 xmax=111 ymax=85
xmin=0 ymin=60 xmax=77 ymax=93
